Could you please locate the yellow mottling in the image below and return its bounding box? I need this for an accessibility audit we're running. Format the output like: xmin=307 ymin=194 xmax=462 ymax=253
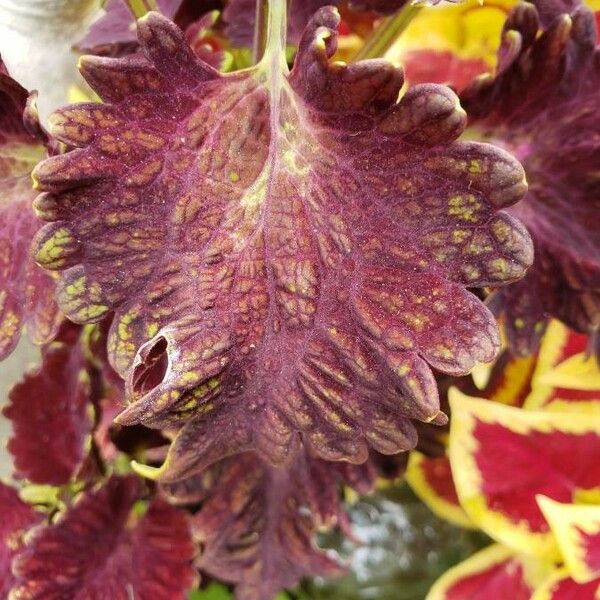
xmin=435 ymin=345 xmax=454 ymax=360
xmin=395 ymin=363 xmax=411 ymax=377
xmin=492 ymin=218 xmax=511 ymax=241
xmin=65 ymin=276 xmax=86 ymax=298
xmin=146 ymin=322 xmax=159 ymax=338
xmin=487 ymin=257 xmax=510 ymax=278
xmin=229 ymin=171 xmax=240 ymax=183
xmin=448 ymin=193 xmax=481 ymax=223
xmin=514 ymin=318 xmax=525 ymax=329
xmin=282 ymin=149 xmax=309 ymax=175
xmin=180 ymin=372 xmax=200 ymax=385
xmin=468 ymin=160 xmax=482 ymax=174
xmin=118 ymin=322 xmax=131 ymax=341
xmin=452 ymin=229 xmax=470 ymax=243
xmin=462 ymin=265 xmax=481 ymax=281
xmin=0 ymin=310 xmax=20 ymax=339
xmin=77 ymin=304 xmax=109 ymax=321
xmin=36 ymin=227 xmax=76 ymax=268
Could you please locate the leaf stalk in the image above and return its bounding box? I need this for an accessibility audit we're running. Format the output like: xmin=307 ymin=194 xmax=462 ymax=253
xmin=124 ymin=0 xmax=161 ymax=20
xmin=353 ymin=3 xmax=422 ymax=61
xmin=253 ymin=0 xmax=290 ymax=65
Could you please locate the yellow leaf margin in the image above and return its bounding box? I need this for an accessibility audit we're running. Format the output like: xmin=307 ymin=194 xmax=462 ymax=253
xmin=538 ymin=496 xmax=600 ymax=584
xmin=449 ymin=390 xmax=600 ymax=560
xmin=427 ymin=543 xmax=550 ymax=600
xmin=406 ymin=451 xmax=474 ymax=529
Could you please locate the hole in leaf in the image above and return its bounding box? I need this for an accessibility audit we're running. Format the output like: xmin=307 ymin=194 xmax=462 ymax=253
xmin=132 ymin=336 xmax=169 ymax=395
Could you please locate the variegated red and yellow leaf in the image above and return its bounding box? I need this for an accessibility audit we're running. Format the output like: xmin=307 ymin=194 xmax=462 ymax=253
xmin=538 ymin=496 xmax=600 ymax=584
xmin=406 ymin=450 xmax=473 ymax=529
xmin=449 ymin=391 xmax=600 ymax=559
xmin=477 ymin=350 xmax=537 ymax=408
xmin=531 ymin=568 xmax=600 ymax=600
xmin=426 ymin=543 xmax=548 ymax=600
xmin=524 ymin=320 xmax=599 ymax=413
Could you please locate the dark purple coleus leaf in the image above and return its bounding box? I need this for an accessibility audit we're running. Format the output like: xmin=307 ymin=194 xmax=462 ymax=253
xmin=223 ymin=0 xmax=464 ymax=48
xmin=0 ymin=483 xmax=39 ymax=599
xmin=0 ymin=64 xmax=59 ymax=360
xmin=162 ymin=451 xmax=349 ymax=600
xmin=79 ymin=0 xmax=225 ymax=67
xmin=10 ymin=475 xmax=197 ymax=599
xmin=79 ymin=0 xmax=185 ymax=51
xmin=347 ymin=0 xmax=464 ymax=14
xmin=223 ymin=0 xmax=332 ymax=47
xmin=32 ymin=7 xmax=532 ymax=478
xmin=2 ymin=323 xmax=93 ymax=485
xmin=461 ymin=1 xmax=600 ymax=354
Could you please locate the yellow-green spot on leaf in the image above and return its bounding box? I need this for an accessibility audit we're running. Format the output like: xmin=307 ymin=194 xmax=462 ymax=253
xmin=452 ymin=229 xmax=470 ymax=243
xmin=64 ymin=276 xmax=87 ymax=298
xmin=462 ymin=265 xmax=481 ymax=281
xmin=180 ymin=372 xmax=200 ymax=385
xmin=36 ymin=227 xmax=76 ymax=269
xmin=468 ymin=159 xmax=482 ymax=174
xmin=75 ymin=304 xmax=109 ymax=321
xmin=146 ymin=322 xmax=160 ymax=338
xmin=487 ymin=257 xmax=510 ymax=279
xmin=229 ymin=171 xmax=240 ymax=183
xmin=131 ymin=499 xmax=149 ymax=518
xmin=435 ymin=344 xmax=454 ymax=360
xmin=118 ymin=309 xmax=140 ymax=342
xmin=282 ymin=149 xmax=308 ymax=175
xmin=448 ymin=193 xmax=481 ymax=223
xmin=492 ymin=218 xmax=511 ymax=242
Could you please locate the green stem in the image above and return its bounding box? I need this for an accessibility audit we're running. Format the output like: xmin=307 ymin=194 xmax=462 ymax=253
xmin=353 ymin=4 xmax=422 ymax=61
xmin=254 ymin=0 xmax=289 ymax=66
xmin=253 ymin=0 xmax=269 ymax=64
xmin=124 ymin=0 xmax=161 ymax=19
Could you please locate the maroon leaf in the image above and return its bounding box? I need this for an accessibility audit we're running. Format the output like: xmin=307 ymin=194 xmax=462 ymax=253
xmin=223 ymin=0 xmax=333 ymax=47
xmin=78 ymin=0 xmax=186 ymax=51
xmin=170 ymin=452 xmax=345 ymax=600
xmin=3 ymin=323 xmax=93 ymax=485
xmin=461 ymin=1 xmax=600 ymax=353
xmin=350 ymin=0 xmax=464 ymax=12
xmin=78 ymin=0 xmax=225 ymax=67
xmin=223 ymin=0 xmax=465 ymax=48
xmin=0 ymin=483 xmax=39 ymax=598
xmin=0 ymin=66 xmax=59 ymax=360
xmin=159 ymin=448 xmax=407 ymax=599
xmin=10 ymin=476 xmax=197 ymax=600
xmin=32 ymin=8 xmax=532 ymax=478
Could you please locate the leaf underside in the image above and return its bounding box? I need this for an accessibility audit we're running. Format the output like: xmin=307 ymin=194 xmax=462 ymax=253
xmin=33 ymin=8 xmax=532 ymax=478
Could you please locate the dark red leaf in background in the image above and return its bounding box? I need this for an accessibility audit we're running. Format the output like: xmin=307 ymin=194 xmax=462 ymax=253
xmin=0 ymin=64 xmax=59 ymax=360
xmin=0 ymin=483 xmax=39 ymax=599
xmin=3 ymin=324 xmax=92 ymax=485
xmin=462 ymin=1 xmax=600 ymax=353
xmin=10 ymin=476 xmax=197 ymax=600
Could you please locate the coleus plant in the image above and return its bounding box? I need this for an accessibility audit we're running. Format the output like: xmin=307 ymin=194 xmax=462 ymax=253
xmin=406 ymin=320 xmax=600 ymax=599
xmin=31 ymin=3 xmax=533 ymax=481
xmin=0 ymin=0 xmax=599 ymax=599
